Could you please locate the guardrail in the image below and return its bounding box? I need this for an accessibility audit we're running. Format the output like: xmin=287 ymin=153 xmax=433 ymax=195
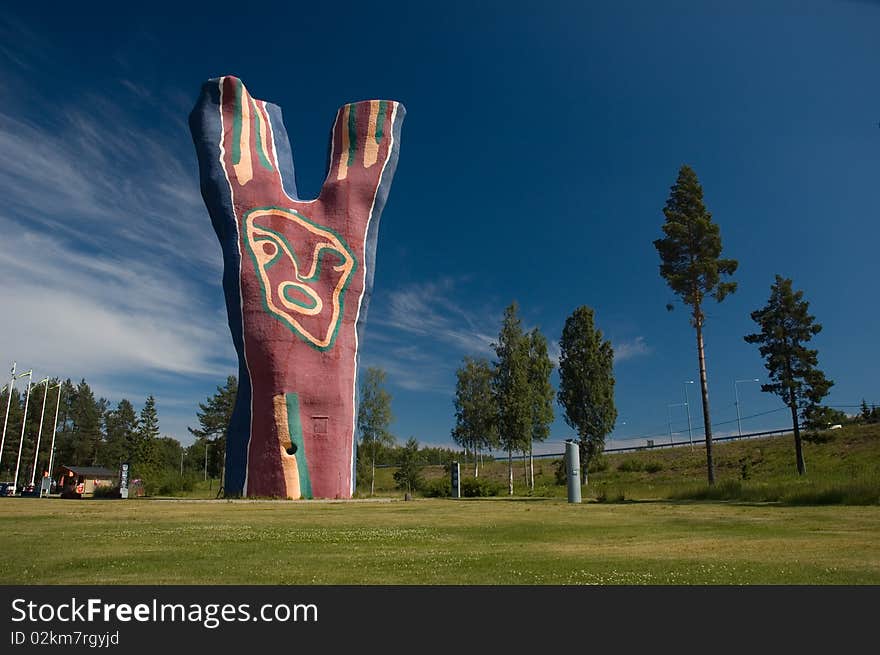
xmin=374 ymin=427 xmax=801 ymax=468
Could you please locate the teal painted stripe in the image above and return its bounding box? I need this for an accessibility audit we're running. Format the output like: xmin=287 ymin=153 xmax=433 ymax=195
xmin=252 ymin=100 xmax=275 ymax=172
xmin=231 ymin=79 xmax=243 ymax=165
xmin=375 ymin=100 xmax=387 ymax=143
xmin=347 ymin=105 xmax=357 ymax=167
xmin=282 ymin=284 xmax=318 ymax=311
xmin=286 ymin=393 xmax=312 ymax=499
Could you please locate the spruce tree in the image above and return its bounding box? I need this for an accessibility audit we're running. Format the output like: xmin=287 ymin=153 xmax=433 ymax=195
xmin=70 ymin=380 xmax=102 ymax=466
xmin=744 ymin=275 xmax=832 ymax=475
xmin=133 ymin=395 xmax=160 ymax=470
xmin=103 ymin=399 xmax=138 ymax=469
xmin=654 ymin=164 xmax=737 ymax=485
xmin=53 ymin=379 xmax=78 ymax=468
xmin=557 ymin=306 xmax=617 ymax=484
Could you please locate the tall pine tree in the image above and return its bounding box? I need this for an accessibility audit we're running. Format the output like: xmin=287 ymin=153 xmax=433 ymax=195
xmin=744 ymin=275 xmax=833 ymax=475
xmin=188 ymin=376 xmax=237 ymax=481
xmin=654 ymin=164 xmax=737 ymax=485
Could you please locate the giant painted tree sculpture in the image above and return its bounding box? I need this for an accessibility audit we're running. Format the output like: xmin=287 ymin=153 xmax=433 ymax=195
xmin=190 ymin=77 xmax=405 ymax=498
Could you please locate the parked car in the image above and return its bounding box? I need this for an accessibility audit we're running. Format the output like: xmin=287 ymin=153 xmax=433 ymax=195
xmin=0 ymin=481 xmax=16 ymax=497
xmin=20 ymin=483 xmax=40 ymax=497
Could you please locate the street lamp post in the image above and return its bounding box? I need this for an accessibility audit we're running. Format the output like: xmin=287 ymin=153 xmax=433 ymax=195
xmin=667 ymin=403 xmax=687 ymax=446
xmin=1 ymin=361 xmax=17 ymax=471
xmin=735 ymin=378 xmax=760 ymax=438
xmin=683 ymin=381 xmax=695 ymax=447
xmin=612 ymin=421 xmax=626 ymax=450
xmin=12 ymin=370 xmax=34 ymax=493
xmin=29 ymin=378 xmax=50 ymax=487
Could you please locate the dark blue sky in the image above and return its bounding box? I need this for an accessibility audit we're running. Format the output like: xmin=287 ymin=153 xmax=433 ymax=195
xmin=1 ymin=1 xmax=877 ymax=452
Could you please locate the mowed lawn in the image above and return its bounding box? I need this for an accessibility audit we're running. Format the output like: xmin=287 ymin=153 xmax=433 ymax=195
xmin=1 ymin=498 xmax=878 ymax=584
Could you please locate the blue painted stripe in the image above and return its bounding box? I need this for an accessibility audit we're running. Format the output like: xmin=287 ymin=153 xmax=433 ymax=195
xmin=188 ymin=78 xmax=252 ymax=497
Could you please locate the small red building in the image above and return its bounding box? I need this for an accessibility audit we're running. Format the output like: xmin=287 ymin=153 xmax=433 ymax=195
xmin=56 ymin=465 xmax=117 ymax=497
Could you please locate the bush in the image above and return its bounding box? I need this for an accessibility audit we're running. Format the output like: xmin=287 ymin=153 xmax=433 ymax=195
xmin=594 ymin=484 xmax=626 ymax=503
xmin=92 ymin=485 xmax=121 ymax=499
xmin=553 ymin=459 xmax=566 ymax=485
xmin=644 ymin=461 xmax=663 ymax=473
xmin=802 ymin=431 xmax=835 ymax=444
xmin=617 ymin=459 xmax=644 ymax=472
xmin=460 ymin=477 xmax=502 ymax=497
xmin=739 ymin=457 xmax=752 ymax=481
xmin=139 ymin=468 xmax=199 ymax=496
xmin=421 ymin=478 xmax=451 ymax=498
xmin=588 ymin=455 xmax=609 ymax=473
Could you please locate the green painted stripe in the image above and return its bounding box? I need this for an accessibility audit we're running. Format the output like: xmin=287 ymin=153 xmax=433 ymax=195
xmin=375 ymin=101 xmax=387 ymax=143
xmin=252 ymin=100 xmax=275 ymax=172
xmin=282 ymin=284 xmax=318 ymax=311
xmin=286 ymin=393 xmax=312 ymax=499
xmin=231 ymin=79 xmax=244 ymax=165
xmin=347 ymin=105 xmax=357 ymax=167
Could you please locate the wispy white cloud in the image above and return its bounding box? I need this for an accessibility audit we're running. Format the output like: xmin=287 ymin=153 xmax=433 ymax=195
xmin=375 ymin=278 xmax=498 ymax=356
xmin=614 ymin=336 xmax=650 ymax=361
xmin=0 ymin=55 xmax=233 ymax=389
xmin=362 ymin=278 xmax=503 ymax=394
xmin=0 ymin=229 xmax=232 ymax=380
xmin=0 ymin=108 xmax=217 ymax=275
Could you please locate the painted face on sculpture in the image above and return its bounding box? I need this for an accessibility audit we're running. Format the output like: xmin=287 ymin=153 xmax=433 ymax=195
xmin=244 ymin=207 xmax=356 ymax=351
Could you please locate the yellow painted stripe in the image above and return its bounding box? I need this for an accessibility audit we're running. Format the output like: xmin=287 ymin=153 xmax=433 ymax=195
xmin=273 ymin=394 xmax=301 ymax=499
xmin=364 ymin=100 xmax=379 ymax=168
xmin=234 ymin=87 xmax=253 ymax=185
xmin=336 ymin=105 xmax=349 ymax=181
xmin=254 ymin=100 xmax=274 ymax=171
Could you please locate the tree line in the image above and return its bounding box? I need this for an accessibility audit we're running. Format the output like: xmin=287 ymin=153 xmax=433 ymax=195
xmin=0 ymin=377 xmax=219 ymax=494
xmin=451 ymin=302 xmax=616 ymax=492
xmin=452 ymin=163 xmax=856 ymax=489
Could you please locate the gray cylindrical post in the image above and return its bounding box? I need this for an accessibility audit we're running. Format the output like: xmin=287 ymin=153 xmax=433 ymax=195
xmin=565 ymin=440 xmax=581 ymax=504
xmin=450 ymin=461 xmax=460 ymax=499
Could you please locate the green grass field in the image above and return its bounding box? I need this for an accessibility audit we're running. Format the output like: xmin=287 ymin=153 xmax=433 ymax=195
xmin=1 ymin=423 xmax=877 ymax=585
xmin=1 ymin=497 xmax=879 ymax=584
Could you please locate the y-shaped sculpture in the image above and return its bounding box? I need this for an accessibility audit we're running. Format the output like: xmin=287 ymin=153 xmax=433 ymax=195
xmin=190 ymin=77 xmax=405 ymax=498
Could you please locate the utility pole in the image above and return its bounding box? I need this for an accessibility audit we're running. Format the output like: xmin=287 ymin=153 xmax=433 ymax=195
xmin=46 ymin=383 xmax=63 ymax=485
xmin=12 ymin=370 xmax=33 ymax=493
xmin=29 ymin=377 xmax=50 ymax=487
xmin=684 ymin=381 xmax=695 ymax=448
xmin=1 ymin=361 xmax=17 ymax=471
xmin=735 ymin=379 xmax=760 ymax=438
